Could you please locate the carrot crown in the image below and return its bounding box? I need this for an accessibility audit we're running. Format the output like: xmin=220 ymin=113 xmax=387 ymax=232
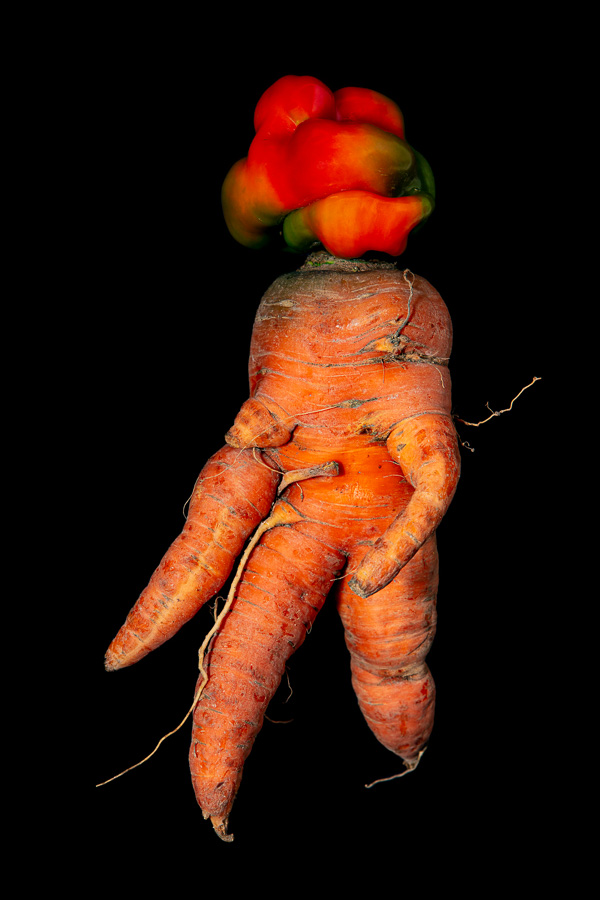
xmin=221 ymin=74 xmax=435 ymax=259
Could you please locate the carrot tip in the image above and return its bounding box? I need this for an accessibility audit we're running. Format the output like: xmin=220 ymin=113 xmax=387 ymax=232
xmin=210 ymin=815 xmax=234 ymax=842
xmin=104 ymin=648 xmax=130 ymax=672
xmin=104 ymin=653 xmax=119 ymax=672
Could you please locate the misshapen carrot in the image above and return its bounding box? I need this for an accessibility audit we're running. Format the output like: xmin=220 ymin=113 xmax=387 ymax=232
xmin=187 ymin=255 xmax=460 ymax=838
xmin=104 ymin=255 xmax=460 ymax=840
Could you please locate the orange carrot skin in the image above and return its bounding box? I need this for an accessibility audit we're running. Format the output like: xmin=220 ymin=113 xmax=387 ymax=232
xmin=190 ymin=255 xmax=461 ymax=836
xmin=104 ymin=446 xmax=280 ymax=671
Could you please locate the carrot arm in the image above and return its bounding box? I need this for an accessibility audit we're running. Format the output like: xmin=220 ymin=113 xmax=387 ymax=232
xmin=348 ymin=413 xmax=460 ymax=598
xmin=225 ymin=396 xmax=294 ymax=450
xmin=104 ymin=446 xmax=280 ymax=671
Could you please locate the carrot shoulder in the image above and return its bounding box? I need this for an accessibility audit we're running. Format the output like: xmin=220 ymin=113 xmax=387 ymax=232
xmin=104 ymin=446 xmax=280 ymax=671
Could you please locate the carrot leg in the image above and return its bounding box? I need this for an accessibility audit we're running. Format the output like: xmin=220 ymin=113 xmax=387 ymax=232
xmin=337 ymin=536 xmax=439 ymax=764
xmin=105 ymin=446 xmax=280 ymax=671
xmin=189 ymin=515 xmax=346 ymax=840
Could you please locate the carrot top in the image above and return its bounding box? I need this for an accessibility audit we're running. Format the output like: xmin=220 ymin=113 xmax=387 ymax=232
xmin=221 ymin=75 xmax=434 ymax=257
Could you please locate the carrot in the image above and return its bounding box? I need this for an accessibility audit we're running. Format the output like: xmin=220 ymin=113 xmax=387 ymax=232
xmin=102 ymin=76 xmax=461 ymax=841
xmin=189 ymin=255 xmax=459 ymax=839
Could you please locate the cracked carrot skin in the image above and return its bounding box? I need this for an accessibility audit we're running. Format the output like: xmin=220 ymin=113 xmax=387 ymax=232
xmin=104 ymin=446 xmax=280 ymax=671
xmin=188 ymin=254 xmax=461 ymax=839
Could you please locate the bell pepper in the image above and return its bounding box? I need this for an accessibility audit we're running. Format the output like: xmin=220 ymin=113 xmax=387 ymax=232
xmin=333 ymin=86 xmax=405 ymax=139
xmin=282 ymin=191 xmax=433 ymax=258
xmin=253 ymin=74 xmax=335 ymax=135
xmin=221 ymin=74 xmax=435 ymax=258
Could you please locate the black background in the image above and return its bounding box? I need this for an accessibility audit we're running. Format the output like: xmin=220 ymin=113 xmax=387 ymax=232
xmin=90 ymin=17 xmax=569 ymax=889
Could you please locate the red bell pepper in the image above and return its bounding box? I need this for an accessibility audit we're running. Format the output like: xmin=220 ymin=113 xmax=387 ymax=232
xmin=221 ymin=75 xmax=434 ymax=257
xmin=334 ymin=86 xmax=405 ymax=139
xmin=282 ymin=190 xmax=433 ymax=259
